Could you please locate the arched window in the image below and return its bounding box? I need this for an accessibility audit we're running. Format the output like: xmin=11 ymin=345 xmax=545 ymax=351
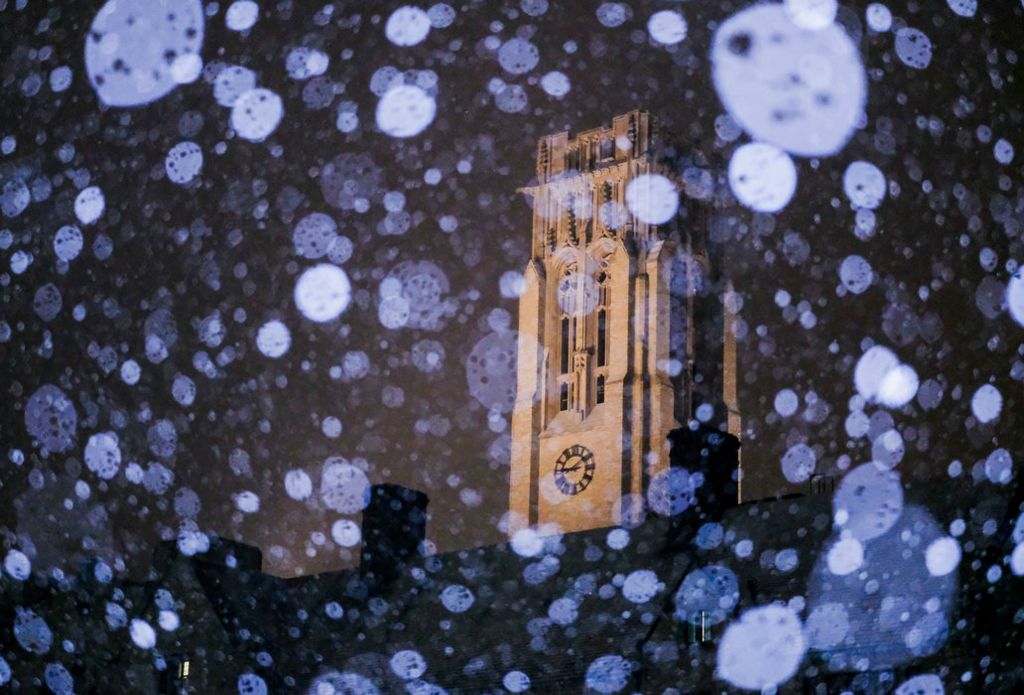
xmin=597 ymin=272 xmax=609 ymax=368
xmin=560 ymin=316 xmax=570 ymax=375
xmin=596 ymin=375 xmax=605 ymax=404
xmin=559 ymin=383 xmax=569 ymax=411
xmin=600 ymin=182 xmax=616 ymax=237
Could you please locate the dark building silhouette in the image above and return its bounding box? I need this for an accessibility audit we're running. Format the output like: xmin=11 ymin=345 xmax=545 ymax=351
xmin=360 ymin=484 xmax=429 ymax=587
xmin=1 ymin=444 xmax=1014 ymax=692
xmin=664 ymin=423 xmax=741 ymax=549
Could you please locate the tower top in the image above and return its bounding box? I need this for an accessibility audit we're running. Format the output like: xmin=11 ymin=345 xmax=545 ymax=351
xmin=532 ymin=110 xmax=655 ymax=183
xmin=518 ymin=109 xmax=701 ymax=263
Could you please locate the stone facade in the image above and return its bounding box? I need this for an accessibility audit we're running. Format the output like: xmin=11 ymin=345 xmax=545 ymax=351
xmin=509 ymin=111 xmax=739 ymax=536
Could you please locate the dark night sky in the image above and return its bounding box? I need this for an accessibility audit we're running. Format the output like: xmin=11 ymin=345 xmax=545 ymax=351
xmin=1 ymin=0 xmax=1023 ymax=578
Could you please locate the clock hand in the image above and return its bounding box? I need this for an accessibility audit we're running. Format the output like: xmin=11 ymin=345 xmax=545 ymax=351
xmin=561 ymin=463 xmax=582 ymax=472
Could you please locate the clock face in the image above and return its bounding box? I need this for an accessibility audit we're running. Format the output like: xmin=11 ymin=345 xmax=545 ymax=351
xmin=553 ymin=444 xmax=596 ymax=495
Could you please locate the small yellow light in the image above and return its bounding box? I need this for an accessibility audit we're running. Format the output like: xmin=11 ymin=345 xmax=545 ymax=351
xmin=181 ymin=660 xmax=190 ymax=678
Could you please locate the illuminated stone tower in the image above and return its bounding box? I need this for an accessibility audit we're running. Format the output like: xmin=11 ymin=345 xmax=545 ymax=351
xmin=508 ymin=110 xmax=738 ymax=536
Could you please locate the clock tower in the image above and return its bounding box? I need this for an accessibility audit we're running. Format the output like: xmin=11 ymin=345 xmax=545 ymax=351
xmin=508 ymin=110 xmax=739 ymax=535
